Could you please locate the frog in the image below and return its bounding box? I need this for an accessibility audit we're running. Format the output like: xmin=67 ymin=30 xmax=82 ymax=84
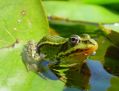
xmin=22 ymin=34 xmax=98 ymax=81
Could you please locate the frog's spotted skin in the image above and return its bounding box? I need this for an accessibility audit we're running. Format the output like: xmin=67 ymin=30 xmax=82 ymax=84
xmin=22 ymin=34 xmax=98 ymax=81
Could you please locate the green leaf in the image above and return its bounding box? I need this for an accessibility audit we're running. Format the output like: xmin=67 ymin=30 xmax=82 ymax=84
xmin=43 ymin=1 xmax=119 ymax=23
xmin=0 ymin=44 xmax=64 ymax=91
xmin=100 ymin=23 xmax=119 ymax=48
xmin=0 ymin=0 xmax=64 ymax=91
xmin=70 ymin=0 xmax=119 ymax=4
xmin=0 ymin=0 xmax=48 ymax=48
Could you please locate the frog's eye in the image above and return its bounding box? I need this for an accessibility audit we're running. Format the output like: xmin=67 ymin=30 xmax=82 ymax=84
xmin=70 ymin=35 xmax=80 ymax=45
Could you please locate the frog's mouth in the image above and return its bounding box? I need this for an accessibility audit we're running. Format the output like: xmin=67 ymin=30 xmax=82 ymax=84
xmin=65 ymin=45 xmax=98 ymax=57
xmin=58 ymin=42 xmax=98 ymax=59
xmin=55 ymin=46 xmax=98 ymax=68
xmin=79 ymin=46 xmax=98 ymax=56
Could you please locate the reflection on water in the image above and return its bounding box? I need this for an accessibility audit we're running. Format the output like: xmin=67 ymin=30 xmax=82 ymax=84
xmin=37 ymin=59 xmax=118 ymax=91
xmin=64 ymin=62 xmax=90 ymax=90
xmin=38 ymin=61 xmax=59 ymax=80
xmin=104 ymin=46 xmax=119 ymax=76
xmin=64 ymin=87 xmax=81 ymax=91
xmin=87 ymin=60 xmax=112 ymax=91
xmin=63 ymin=60 xmax=113 ymax=91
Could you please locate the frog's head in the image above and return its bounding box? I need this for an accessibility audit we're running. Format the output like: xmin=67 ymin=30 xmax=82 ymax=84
xmin=68 ymin=34 xmax=98 ymax=56
xmin=58 ymin=34 xmax=98 ymax=65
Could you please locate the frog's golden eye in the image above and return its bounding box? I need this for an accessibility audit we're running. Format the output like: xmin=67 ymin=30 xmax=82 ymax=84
xmin=70 ymin=35 xmax=80 ymax=45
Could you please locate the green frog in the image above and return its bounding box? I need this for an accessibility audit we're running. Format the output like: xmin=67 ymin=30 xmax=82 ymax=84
xmin=22 ymin=34 xmax=98 ymax=81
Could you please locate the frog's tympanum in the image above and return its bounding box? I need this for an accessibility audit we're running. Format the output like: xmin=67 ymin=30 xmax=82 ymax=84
xmin=22 ymin=34 xmax=98 ymax=90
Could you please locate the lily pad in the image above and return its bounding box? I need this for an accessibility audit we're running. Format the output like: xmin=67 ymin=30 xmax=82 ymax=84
xmin=69 ymin=0 xmax=119 ymax=4
xmin=0 ymin=0 xmax=48 ymax=48
xmin=0 ymin=44 xmax=64 ymax=91
xmin=100 ymin=23 xmax=119 ymax=48
xmin=43 ymin=1 xmax=119 ymax=23
xmin=0 ymin=0 xmax=62 ymax=91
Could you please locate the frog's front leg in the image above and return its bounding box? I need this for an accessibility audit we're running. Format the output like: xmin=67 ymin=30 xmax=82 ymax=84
xmin=22 ymin=41 xmax=47 ymax=78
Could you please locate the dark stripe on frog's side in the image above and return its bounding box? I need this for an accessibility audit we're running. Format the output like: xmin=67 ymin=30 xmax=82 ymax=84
xmin=36 ymin=41 xmax=69 ymax=58
xmin=36 ymin=39 xmax=96 ymax=61
xmin=57 ymin=40 xmax=95 ymax=58
xmin=57 ymin=48 xmax=88 ymax=59
xmin=37 ymin=42 xmax=68 ymax=51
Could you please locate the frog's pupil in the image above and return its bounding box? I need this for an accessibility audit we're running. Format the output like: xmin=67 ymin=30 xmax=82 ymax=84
xmin=71 ymin=38 xmax=76 ymax=41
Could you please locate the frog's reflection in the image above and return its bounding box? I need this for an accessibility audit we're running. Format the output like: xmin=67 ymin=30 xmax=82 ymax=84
xmin=64 ymin=60 xmax=113 ymax=91
xmin=36 ymin=60 xmax=114 ymax=91
xmin=64 ymin=63 xmax=90 ymax=90
xmin=37 ymin=60 xmax=90 ymax=90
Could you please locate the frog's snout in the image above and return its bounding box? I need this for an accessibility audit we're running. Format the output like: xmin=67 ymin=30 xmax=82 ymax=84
xmin=90 ymin=39 xmax=98 ymax=56
xmin=83 ymin=40 xmax=98 ymax=56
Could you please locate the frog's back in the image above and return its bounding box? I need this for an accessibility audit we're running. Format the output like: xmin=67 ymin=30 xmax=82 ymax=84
xmin=37 ymin=35 xmax=68 ymax=61
xmin=39 ymin=35 xmax=67 ymax=44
